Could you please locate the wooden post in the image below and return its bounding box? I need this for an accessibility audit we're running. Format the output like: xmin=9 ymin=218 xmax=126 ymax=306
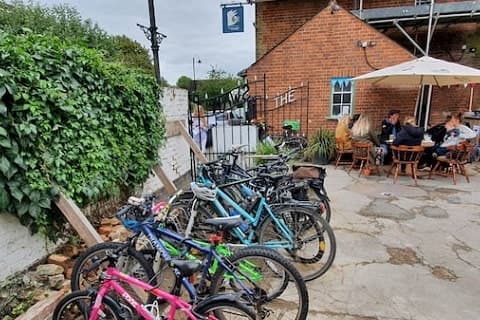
xmin=176 ymin=120 xmax=208 ymax=163
xmin=56 ymin=193 xmax=103 ymax=247
xmin=152 ymin=165 xmax=177 ymax=195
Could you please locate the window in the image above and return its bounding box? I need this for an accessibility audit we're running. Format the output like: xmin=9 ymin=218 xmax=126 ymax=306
xmin=330 ymin=77 xmax=354 ymax=118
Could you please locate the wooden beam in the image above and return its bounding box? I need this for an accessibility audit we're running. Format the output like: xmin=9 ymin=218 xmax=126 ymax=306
xmin=175 ymin=120 xmax=208 ymax=163
xmin=55 ymin=193 xmax=103 ymax=247
xmin=16 ymin=281 xmax=70 ymax=320
xmin=152 ymin=165 xmax=177 ymax=195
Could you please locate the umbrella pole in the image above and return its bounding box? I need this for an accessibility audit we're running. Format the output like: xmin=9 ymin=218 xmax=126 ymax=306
xmin=469 ymin=86 xmax=474 ymax=112
xmin=424 ymin=85 xmax=433 ymax=130
xmin=414 ymin=86 xmax=422 ymax=119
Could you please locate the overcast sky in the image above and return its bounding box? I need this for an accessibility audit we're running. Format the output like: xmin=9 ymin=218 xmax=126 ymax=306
xmin=36 ymin=0 xmax=256 ymax=84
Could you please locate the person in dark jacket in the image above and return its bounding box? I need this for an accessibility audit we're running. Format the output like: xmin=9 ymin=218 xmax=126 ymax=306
xmin=380 ymin=110 xmax=402 ymax=143
xmin=393 ymin=116 xmax=424 ymax=146
xmin=379 ymin=110 xmax=402 ymax=164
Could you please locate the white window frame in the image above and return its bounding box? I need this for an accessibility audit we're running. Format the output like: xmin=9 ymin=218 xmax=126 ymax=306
xmin=330 ymin=77 xmax=354 ymax=118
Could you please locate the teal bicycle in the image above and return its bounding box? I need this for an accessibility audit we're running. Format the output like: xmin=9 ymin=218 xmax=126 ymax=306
xmin=170 ymin=171 xmax=336 ymax=281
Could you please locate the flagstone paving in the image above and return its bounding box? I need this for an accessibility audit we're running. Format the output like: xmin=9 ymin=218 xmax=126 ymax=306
xmin=309 ymin=164 xmax=480 ymax=320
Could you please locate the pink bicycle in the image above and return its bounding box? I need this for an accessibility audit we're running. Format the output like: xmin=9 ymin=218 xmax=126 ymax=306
xmin=53 ymin=262 xmax=255 ymax=320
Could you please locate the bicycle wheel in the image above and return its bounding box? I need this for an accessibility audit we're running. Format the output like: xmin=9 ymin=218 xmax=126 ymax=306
xmin=210 ymin=246 xmax=308 ymax=320
xmin=258 ymin=206 xmax=336 ymax=281
xmin=305 ymin=184 xmax=332 ymax=223
xmin=194 ymin=299 xmax=256 ymax=319
xmin=165 ymin=201 xmax=192 ymax=234
xmin=71 ymin=242 xmax=156 ymax=304
xmin=52 ymin=290 xmax=122 ymax=320
xmin=319 ymin=199 xmax=332 ymax=223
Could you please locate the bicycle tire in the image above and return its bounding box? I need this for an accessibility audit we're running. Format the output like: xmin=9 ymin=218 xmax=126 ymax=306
xmin=71 ymin=241 xmax=156 ymax=304
xmin=258 ymin=206 xmax=336 ymax=281
xmin=320 ymin=198 xmax=332 ymax=223
xmin=194 ymin=299 xmax=256 ymax=319
xmin=165 ymin=202 xmax=193 ymax=234
xmin=306 ymin=183 xmax=332 ymax=223
xmin=210 ymin=246 xmax=309 ymax=320
xmin=52 ymin=290 xmax=123 ymax=320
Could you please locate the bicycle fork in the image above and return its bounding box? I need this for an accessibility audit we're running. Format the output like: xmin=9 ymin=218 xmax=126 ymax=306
xmin=184 ymin=199 xmax=199 ymax=238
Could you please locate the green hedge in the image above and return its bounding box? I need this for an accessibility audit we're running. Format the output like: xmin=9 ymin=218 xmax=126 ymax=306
xmin=0 ymin=31 xmax=165 ymax=238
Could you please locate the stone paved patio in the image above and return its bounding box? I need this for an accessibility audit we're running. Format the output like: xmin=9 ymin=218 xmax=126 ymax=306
xmin=309 ymin=164 xmax=480 ymax=320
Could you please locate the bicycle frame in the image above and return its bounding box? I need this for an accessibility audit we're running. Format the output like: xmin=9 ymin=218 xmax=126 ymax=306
xmin=139 ymin=224 xmax=256 ymax=297
xmin=210 ymin=188 xmax=295 ymax=248
xmin=91 ymin=267 xmax=196 ymax=320
xmin=160 ymin=234 xmax=262 ymax=282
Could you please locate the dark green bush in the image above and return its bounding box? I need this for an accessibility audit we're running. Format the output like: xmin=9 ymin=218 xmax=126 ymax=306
xmin=0 ymin=31 xmax=165 ymax=238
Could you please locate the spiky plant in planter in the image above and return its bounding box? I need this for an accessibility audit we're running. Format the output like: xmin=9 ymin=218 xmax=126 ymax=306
xmin=255 ymin=141 xmax=279 ymax=165
xmin=304 ymin=128 xmax=336 ymax=164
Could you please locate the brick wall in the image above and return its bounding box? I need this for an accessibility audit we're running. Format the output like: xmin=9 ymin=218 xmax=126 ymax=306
xmin=255 ymin=0 xmax=476 ymax=58
xmin=248 ymin=6 xmax=418 ymax=134
xmin=256 ymin=0 xmax=328 ymax=59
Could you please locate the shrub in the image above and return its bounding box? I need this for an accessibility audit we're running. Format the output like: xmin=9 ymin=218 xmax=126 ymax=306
xmin=0 ymin=31 xmax=165 ymax=238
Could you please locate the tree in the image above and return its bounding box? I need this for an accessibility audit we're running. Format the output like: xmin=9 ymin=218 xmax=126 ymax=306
xmin=197 ymin=67 xmax=241 ymax=100
xmin=176 ymin=75 xmax=192 ymax=90
xmin=207 ymin=66 xmax=229 ymax=80
xmin=109 ymin=35 xmax=153 ymax=73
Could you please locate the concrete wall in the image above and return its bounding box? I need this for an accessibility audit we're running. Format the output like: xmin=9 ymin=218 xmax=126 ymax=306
xmin=0 ymin=214 xmax=56 ymax=281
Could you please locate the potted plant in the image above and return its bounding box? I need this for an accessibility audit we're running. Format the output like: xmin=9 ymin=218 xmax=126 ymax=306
xmin=255 ymin=141 xmax=279 ymax=165
xmin=304 ymin=128 xmax=336 ymax=165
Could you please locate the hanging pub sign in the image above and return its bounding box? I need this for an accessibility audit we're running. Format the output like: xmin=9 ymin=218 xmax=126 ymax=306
xmin=222 ymin=5 xmax=244 ymax=33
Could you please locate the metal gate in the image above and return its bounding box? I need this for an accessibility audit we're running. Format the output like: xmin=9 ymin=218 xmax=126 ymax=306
xmin=187 ymin=75 xmax=310 ymax=176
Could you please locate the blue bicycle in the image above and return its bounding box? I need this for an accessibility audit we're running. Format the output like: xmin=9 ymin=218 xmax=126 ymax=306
xmin=170 ymin=170 xmax=336 ymax=281
xmin=72 ymin=203 xmax=309 ymax=320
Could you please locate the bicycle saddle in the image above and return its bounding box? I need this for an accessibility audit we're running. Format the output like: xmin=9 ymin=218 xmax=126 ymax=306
xmin=258 ymin=173 xmax=285 ymax=182
xmin=170 ymin=259 xmax=202 ymax=277
xmin=204 ymin=216 xmax=244 ymax=231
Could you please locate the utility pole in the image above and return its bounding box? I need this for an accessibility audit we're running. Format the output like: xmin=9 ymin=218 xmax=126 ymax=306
xmin=138 ymin=0 xmax=167 ymax=85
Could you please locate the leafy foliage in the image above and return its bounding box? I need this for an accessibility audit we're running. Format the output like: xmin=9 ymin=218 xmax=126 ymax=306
xmin=0 ymin=31 xmax=165 ymax=238
xmin=179 ymin=67 xmax=242 ymax=109
xmin=304 ymin=129 xmax=336 ymax=163
xmin=108 ymin=35 xmax=153 ymax=72
xmin=0 ymin=0 xmax=156 ymax=74
xmin=176 ymin=75 xmax=192 ymax=91
xmin=255 ymin=141 xmax=278 ymax=165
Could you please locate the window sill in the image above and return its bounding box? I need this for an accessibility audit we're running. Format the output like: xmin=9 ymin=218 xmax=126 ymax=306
xmin=326 ymin=116 xmax=340 ymax=121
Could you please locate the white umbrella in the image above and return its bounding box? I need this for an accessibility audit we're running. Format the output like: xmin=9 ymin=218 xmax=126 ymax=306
xmin=353 ymin=56 xmax=480 ymax=87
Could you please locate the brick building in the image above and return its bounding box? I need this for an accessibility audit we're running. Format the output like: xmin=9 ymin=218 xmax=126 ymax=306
xmin=247 ymin=0 xmax=480 ymax=134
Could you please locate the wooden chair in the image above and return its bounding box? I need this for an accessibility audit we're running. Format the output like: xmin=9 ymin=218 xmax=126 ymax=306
xmin=348 ymin=141 xmax=381 ymax=177
xmin=429 ymin=142 xmax=473 ymax=185
xmin=387 ymin=145 xmax=424 ymax=186
xmin=334 ymin=138 xmax=353 ymax=169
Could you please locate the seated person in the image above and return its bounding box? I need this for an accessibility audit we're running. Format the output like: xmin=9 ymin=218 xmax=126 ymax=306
xmin=349 ymin=113 xmax=361 ymax=129
xmin=393 ymin=117 xmax=424 ymax=173
xmin=351 ymin=114 xmax=381 ymax=165
xmin=422 ymin=112 xmax=473 ymax=168
xmin=335 ymin=114 xmax=352 ymax=150
xmin=393 ymin=116 xmax=424 ymax=146
xmin=379 ymin=110 xmax=401 ymax=163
